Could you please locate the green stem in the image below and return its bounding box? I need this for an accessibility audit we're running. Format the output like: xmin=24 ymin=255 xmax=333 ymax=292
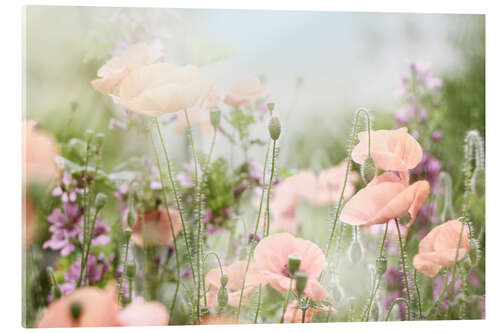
xmin=265 ymin=140 xmax=277 ymax=237
xmin=395 ymin=218 xmax=412 ymax=320
xmin=150 ymin=128 xmax=181 ymax=320
xmin=280 ymin=278 xmax=294 ymax=323
xmin=236 ymin=140 xmax=271 ymax=319
xmin=413 ymin=269 xmax=423 ymax=319
xmin=384 ymin=298 xmax=409 ymax=321
xmin=432 ymin=269 xmax=449 ymax=319
xmin=153 ymin=117 xmax=197 ymax=301
xmin=253 ymin=284 xmax=262 ymax=323
xmin=118 ymin=236 xmax=130 ymax=305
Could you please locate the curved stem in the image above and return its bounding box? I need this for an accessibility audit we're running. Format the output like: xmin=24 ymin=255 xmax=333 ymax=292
xmin=202 ymin=251 xmax=224 ymax=308
xmin=431 ymin=269 xmax=449 ymax=319
xmin=413 ymin=269 xmax=422 ymax=319
xmin=384 ymin=298 xmax=409 ymax=321
xmin=265 ymin=140 xmax=278 ymax=237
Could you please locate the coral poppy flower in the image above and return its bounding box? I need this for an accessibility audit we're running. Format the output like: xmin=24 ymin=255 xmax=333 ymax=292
xmin=224 ymin=76 xmax=266 ymax=107
xmin=253 ymin=233 xmax=329 ymax=301
xmin=111 ymin=62 xmax=212 ymax=116
xmin=23 ymin=120 xmax=61 ymax=183
xmin=270 ymin=179 xmax=301 ymax=233
xmin=91 ymin=43 xmax=161 ymax=95
xmin=284 ymin=300 xmax=336 ymax=323
xmin=117 ymin=297 xmax=169 ymax=326
xmin=413 ymin=220 xmax=470 ymax=277
xmin=36 ymin=284 xmax=120 ymax=328
xmin=204 ymin=260 xmax=263 ymax=307
xmin=352 ymin=127 xmax=423 ymax=173
xmin=131 ymin=206 xmax=182 ymax=247
xmin=340 ymin=172 xmax=429 ymax=227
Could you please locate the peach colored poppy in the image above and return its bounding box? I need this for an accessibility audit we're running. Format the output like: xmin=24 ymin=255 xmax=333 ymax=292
xmin=352 ymin=127 xmax=423 ymax=172
xmin=112 ymin=62 xmax=212 ymax=116
xmin=413 ymin=220 xmax=470 ymax=278
xmin=269 ymin=179 xmax=300 ymax=234
xmin=253 ymin=233 xmax=329 ymax=301
xmin=131 ymin=206 xmax=182 ymax=247
xmin=91 ymin=43 xmax=161 ymax=95
xmin=204 ymin=260 xmax=263 ymax=308
xmin=23 ymin=120 xmax=61 ymax=183
xmin=224 ymin=76 xmax=265 ymax=107
xmin=36 ymin=284 xmax=120 ymax=328
xmin=284 ymin=300 xmax=337 ymax=323
xmin=340 ymin=172 xmax=429 ymax=227
xmin=117 ymin=297 xmax=169 ymax=326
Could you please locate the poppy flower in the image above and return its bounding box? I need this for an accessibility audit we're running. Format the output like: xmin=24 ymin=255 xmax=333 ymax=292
xmin=91 ymin=43 xmax=161 ymax=95
xmin=111 ymin=62 xmax=212 ymax=116
xmin=131 ymin=206 xmax=182 ymax=247
xmin=253 ymin=233 xmax=329 ymax=301
xmin=224 ymin=76 xmax=265 ymax=107
xmin=36 ymin=284 xmax=120 ymax=328
xmin=340 ymin=172 xmax=429 ymax=227
xmin=413 ymin=220 xmax=470 ymax=277
xmin=117 ymin=297 xmax=169 ymax=326
xmin=352 ymin=127 xmax=423 ymax=173
xmin=204 ymin=260 xmax=263 ymax=307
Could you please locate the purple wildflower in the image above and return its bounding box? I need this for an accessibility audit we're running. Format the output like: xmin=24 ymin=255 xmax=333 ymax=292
xmin=51 ymin=172 xmax=85 ymax=203
xmin=43 ymin=203 xmax=83 ymax=256
xmin=61 ymin=254 xmax=110 ymax=294
xmin=432 ymin=130 xmax=443 ymax=142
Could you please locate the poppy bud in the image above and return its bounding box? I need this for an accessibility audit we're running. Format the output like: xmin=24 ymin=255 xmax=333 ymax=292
xmin=268 ymin=116 xmax=281 ymax=141
xmin=294 ymin=271 xmax=308 ymax=295
xmin=70 ymin=301 xmax=83 ymax=320
xmin=361 ymin=156 xmax=376 ymax=184
xmin=287 ymin=254 xmax=301 ymax=277
xmin=220 ymin=274 xmax=228 ymax=288
xmin=267 ymin=102 xmax=275 ymax=113
xmin=210 ymin=107 xmax=221 ymax=128
xmin=95 ymin=193 xmax=107 ymax=211
xmin=124 ymin=227 xmax=132 ymax=240
xmin=84 ymin=129 xmax=94 ymax=143
xmin=376 ymin=256 xmax=387 ymax=276
xmin=217 ymin=286 xmax=228 ymax=307
xmin=126 ymin=264 xmax=136 ymax=279
xmin=471 ymin=167 xmax=485 ymax=197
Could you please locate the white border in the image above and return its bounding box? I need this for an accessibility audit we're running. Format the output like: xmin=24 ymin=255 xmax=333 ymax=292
xmin=2 ymin=1 xmax=498 ymax=332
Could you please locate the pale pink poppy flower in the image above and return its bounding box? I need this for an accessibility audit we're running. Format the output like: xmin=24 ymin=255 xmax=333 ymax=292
xmin=111 ymin=62 xmax=213 ymax=116
xmin=23 ymin=120 xmax=61 ymax=183
xmin=36 ymin=284 xmax=120 ymax=328
xmin=413 ymin=220 xmax=470 ymax=278
xmin=269 ymin=180 xmax=300 ymax=233
xmin=254 ymin=233 xmax=329 ymax=301
xmin=352 ymin=127 xmax=423 ymax=173
xmin=340 ymin=172 xmax=430 ymax=227
xmin=118 ymin=297 xmax=169 ymax=326
xmin=284 ymin=300 xmax=336 ymax=323
xmin=91 ymin=43 xmax=161 ymax=95
xmin=204 ymin=260 xmax=263 ymax=308
xmin=130 ymin=206 xmax=182 ymax=247
xmin=224 ymin=76 xmax=266 ymax=107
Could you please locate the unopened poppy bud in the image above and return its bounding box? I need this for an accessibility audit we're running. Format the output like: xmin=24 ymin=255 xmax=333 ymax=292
xmin=126 ymin=264 xmax=136 ymax=279
xmin=95 ymin=193 xmax=107 ymax=211
xmin=217 ymin=286 xmax=228 ymax=307
xmin=220 ymin=274 xmax=228 ymax=288
xmin=294 ymin=271 xmax=308 ymax=295
xmin=348 ymin=240 xmax=364 ymax=264
xmin=268 ymin=116 xmax=281 ymax=141
xmin=376 ymin=256 xmax=387 ymax=276
xmin=267 ymin=102 xmax=275 ymax=113
xmin=127 ymin=209 xmax=137 ymax=228
xmin=70 ymin=301 xmax=83 ymax=320
xmin=84 ymin=129 xmax=94 ymax=142
xmin=124 ymin=227 xmax=132 ymax=240
xmin=361 ymin=156 xmax=376 ymax=184
xmin=210 ymin=107 xmax=221 ymax=128
xmin=471 ymin=167 xmax=485 ymax=197
xmin=287 ymin=254 xmax=301 ymax=277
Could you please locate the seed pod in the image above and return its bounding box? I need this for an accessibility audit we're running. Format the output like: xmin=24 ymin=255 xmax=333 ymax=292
xmin=70 ymin=301 xmax=83 ymax=320
xmin=220 ymin=274 xmax=229 ymax=288
xmin=288 ymin=254 xmax=301 ymax=277
xmin=361 ymin=156 xmax=376 ymax=184
xmin=217 ymin=286 xmax=228 ymax=307
xmin=376 ymin=256 xmax=387 ymax=276
xmin=95 ymin=193 xmax=107 ymax=211
xmin=210 ymin=107 xmax=221 ymax=128
xmin=126 ymin=264 xmax=136 ymax=279
xmin=268 ymin=116 xmax=281 ymax=141
xmin=295 ymin=271 xmax=308 ymax=295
